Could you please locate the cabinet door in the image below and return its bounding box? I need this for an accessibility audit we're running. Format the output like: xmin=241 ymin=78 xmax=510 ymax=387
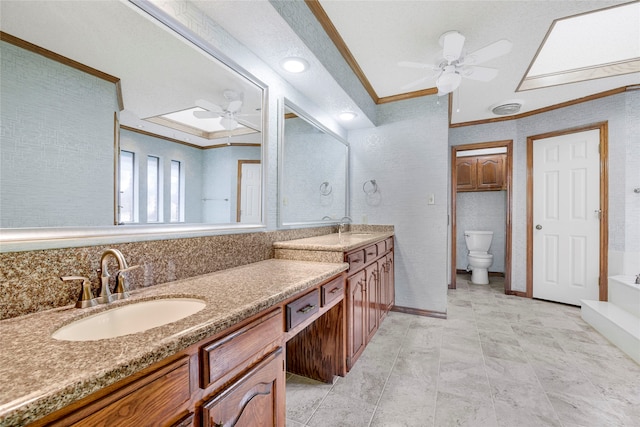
xmin=456 ymin=157 xmax=476 ymax=191
xmin=384 ymin=252 xmax=395 ymax=312
xmin=202 ymin=348 xmax=284 ymax=427
xmin=365 ymin=262 xmax=379 ymax=343
xmin=477 ymin=155 xmax=504 ymax=190
xmin=378 ymin=253 xmax=394 ymax=321
xmin=346 ymin=270 xmax=366 ymax=370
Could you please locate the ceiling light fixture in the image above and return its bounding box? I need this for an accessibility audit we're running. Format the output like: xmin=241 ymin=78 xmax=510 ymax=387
xmin=281 ymin=57 xmax=309 ymax=73
xmin=491 ymin=101 xmax=523 ymax=116
xmin=339 ymin=111 xmax=357 ymax=121
xmin=436 ymin=66 xmax=462 ymax=95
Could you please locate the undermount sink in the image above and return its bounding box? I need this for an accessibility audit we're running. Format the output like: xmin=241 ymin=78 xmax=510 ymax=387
xmin=52 ymin=298 xmax=206 ymax=341
xmin=347 ymin=233 xmax=372 ymax=237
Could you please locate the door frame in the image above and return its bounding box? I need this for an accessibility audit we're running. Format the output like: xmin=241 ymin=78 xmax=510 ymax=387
xmin=450 ymin=140 xmax=513 ymax=293
xmin=236 ymin=159 xmax=261 ymax=223
xmin=526 ymin=122 xmax=609 ymax=301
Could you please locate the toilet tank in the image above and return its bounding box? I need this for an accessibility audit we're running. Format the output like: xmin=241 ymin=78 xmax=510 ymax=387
xmin=464 ymin=231 xmax=493 ymax=252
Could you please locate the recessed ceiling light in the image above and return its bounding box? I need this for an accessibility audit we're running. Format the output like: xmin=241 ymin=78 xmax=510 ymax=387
xmin=281 ymin=57 xmax=309 ymax=73
xmin=339 ymin=111 xmax=357 ymax=121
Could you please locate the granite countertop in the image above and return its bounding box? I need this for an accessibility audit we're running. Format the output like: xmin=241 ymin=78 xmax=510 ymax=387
xmin=0 ymin=259 xmax=348 ymax=426
xmin=273 ymin=231 xmax=394 ymax=252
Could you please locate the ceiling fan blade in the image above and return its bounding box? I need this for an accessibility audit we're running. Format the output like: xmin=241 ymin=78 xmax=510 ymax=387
xmin=193 ymin=110 xmax=220 ymax=119
xmin=398 ymin=61 xmax=436 ymax=70
xmin=227 ymin=99 xmax=243 ymax=113
xmin=194 ymin=99 xmax=224 ymax=114
xmin=441 ymin=31 xmax=465 ymax=62
xmin=237 ymin=118 xmax=261 ymax=131
xmin=463 ymin=39 xmax=512 ymax=65
xmin=461 ymin=66 xmax=499 ymax=81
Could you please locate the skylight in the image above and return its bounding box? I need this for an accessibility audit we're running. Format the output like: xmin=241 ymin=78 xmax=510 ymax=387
xmin=519 ymin=2 xmax=640 ymax=91
xmin=143 ymin=107 xmax=257 ymax=140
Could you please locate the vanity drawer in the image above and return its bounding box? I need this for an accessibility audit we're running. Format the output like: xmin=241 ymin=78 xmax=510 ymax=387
xmin=364 ymin=244 xmax=378 ymax=263
xmin=71 ymin=356 xmax=191 ymax=427
xmin=346 ymin=249 xmax=365 ymax=272
xmin=321 ymin=276 xmax=344 ymax=306
xmin=286 ymin=289 xmax=320 ymax=331
xmin=200 ymin=308 xmax=282 ymax=389
xmin=376 ymin=241 xmax=386 ymax=255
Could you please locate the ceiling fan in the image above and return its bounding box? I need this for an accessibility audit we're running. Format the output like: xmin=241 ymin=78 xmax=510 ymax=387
xmin=399 ymin=31 xmax=513 ymax=96
xmin=193 ymin=90 xmax=256 ymax=130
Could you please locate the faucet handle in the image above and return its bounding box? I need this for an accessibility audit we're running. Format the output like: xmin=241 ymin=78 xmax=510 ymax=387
xmin=113 ymin=265 xmax=140 ymax=299
xmin=61 ymin=276 xmax=97 ymax=309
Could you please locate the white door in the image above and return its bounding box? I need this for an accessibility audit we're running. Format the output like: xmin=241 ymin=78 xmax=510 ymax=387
xmin=239 ymin=162 xmax=261 ymax=223
xmin=533 ymin=129 xmax=600 ymax=306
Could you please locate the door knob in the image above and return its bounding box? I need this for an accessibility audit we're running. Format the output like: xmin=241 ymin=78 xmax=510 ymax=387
xmin=535 ymin=224 xmax=542 ymax=230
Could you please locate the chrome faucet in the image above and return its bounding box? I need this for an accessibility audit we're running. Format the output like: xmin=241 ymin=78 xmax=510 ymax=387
xmin=338 ymin=216 xmax=352 ymax=238
xmin=98 ymin=249 xmax=138 ymax=303
xmin=635 ymin=274 xmax=640 ymax=285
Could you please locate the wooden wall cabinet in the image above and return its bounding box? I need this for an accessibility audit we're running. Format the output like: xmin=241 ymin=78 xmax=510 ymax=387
xmin=456 ymin=154 xmax=506 ymax=192
xmin=344 ymin=236 xmax=394 ymax=370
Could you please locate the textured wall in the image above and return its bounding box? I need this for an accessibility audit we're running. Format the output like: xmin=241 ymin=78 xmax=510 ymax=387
xmin=120 ymin=128 xmax=204 ymax=223
xmin=349 ymin=96 xmax=449 ymax=314
xmin=456 ymin=191 xmax=507 ymax=273
xmin=450 ymin=91 xmax=639 ymax=291
xmin=0 ymin=41 xmax=118 ymax=227
xmin=281 ymin=117 xmax=348 ymax=223
xmin=201 ymin=145 xmax=261 ymax=223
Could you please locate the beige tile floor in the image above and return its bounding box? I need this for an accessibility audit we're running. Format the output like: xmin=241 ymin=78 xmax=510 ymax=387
xmin=285 ymin=275 xmax=640 ymax=427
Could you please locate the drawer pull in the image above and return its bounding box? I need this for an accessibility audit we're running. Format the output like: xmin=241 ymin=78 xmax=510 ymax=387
xmin=298 ymin=304 xmax=316 ymax=314
xmin=329 ymin=287 xmax=342 ymax=294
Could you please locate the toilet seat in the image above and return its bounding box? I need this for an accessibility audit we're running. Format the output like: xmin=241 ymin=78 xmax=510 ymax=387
xmin=468 ymin=253 xmax=493 ymax=261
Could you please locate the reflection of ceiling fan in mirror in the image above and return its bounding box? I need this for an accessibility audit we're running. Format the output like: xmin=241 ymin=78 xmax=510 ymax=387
xmin=399 ymin=31 xmax=512 ymax=96
xmin=194 ymin=90 xmax=258 ymax=130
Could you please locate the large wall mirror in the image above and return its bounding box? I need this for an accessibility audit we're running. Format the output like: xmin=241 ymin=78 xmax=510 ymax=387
xmin=279 ymin=100 xmax=349 ymax=226
xmin=0 ymin=0 xmax=266 ymax=250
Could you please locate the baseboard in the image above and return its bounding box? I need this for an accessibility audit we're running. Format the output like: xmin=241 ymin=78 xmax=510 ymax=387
xmin=455 ymin=269 xmax=505 ymax=277
xmin=506 ymin=290 xmax=528 ymax=298
xmin=391 ymin=305 xmax=447 ymax=319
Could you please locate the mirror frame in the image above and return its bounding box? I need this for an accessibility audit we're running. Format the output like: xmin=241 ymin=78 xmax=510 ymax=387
xmin=277 ymin=98 xmax=350 ymax=228
xmin=0 ymin=0 xmax=268 ymax=253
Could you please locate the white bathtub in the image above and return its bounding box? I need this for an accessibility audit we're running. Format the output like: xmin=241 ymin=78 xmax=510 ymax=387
xmin=609 ymin=275 xmax=640 ymax=317
xmin=581 ymin=275 xmax=640 ymax=364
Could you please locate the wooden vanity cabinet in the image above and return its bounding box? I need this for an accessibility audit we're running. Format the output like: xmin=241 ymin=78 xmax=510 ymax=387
xmin=456 ymin=154 xmax=506 ymax=192
xmin=32 ymin=273 xmax=347 ymax=427
xmin=344 ymin=236 xmax=394 ymax=370
xmin=346 ymin=269 xmax=367 ymax=367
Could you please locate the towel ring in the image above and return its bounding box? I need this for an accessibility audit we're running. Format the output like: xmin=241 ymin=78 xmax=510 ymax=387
xmin=319 ymin=181 xmax=332 ymax=196
xmin=363 ymin=179 xmax=378 ymax=195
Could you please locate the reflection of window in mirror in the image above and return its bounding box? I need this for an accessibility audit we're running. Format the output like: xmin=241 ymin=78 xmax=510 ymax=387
xmin=147 ymin=156 xmax=161 ymax=223
xmin=119 ymin=151 xmax=136 ymax=224
xmin=170 ymin=160 xmax=184 ymax=223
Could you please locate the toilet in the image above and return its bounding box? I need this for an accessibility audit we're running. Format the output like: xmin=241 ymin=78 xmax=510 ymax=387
xmin=464 ymin=231 xmax=494 ymax=285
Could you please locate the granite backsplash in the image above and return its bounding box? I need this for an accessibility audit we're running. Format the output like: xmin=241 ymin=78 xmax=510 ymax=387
xmin=0 ymin=226 xmax=345 ymax=320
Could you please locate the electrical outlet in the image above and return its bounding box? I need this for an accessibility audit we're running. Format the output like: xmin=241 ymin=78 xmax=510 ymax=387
xmin=362 ymin=215 xmax=368 ymax=224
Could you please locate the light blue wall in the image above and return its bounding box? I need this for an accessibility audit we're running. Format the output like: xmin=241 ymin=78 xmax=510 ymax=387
xmin=120 ymin=128 xmax=204 ymax=223
xmin=281 ymin=117 xmax=348 ymax=223
xmin=456 ymin=191 xmax=507 ymax=273
xmin=449 ymin=91 xmax=640 ymax=290
xmin=201 ymin=145 xmax=261 ymax=223
xmin=350 ymin=96 xmax=450 ymax=314
xmin=0 ymin=41 xmax=118 ymax=227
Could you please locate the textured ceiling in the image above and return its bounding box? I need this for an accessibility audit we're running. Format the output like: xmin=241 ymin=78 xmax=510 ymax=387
xmin=315 ymin=0 xmax=640 ymax=124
